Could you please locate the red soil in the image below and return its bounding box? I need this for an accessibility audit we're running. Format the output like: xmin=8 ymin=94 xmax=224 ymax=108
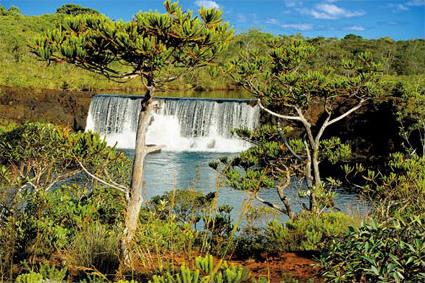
xmin=235 ymin=252 xmax=321 ymax=282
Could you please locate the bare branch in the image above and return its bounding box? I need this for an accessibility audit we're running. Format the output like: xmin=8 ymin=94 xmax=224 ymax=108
xmin=275 ymin=166 xmax=295 ymax=219
xmin=44 ymin=169 xmax=81 ymax=192
xmin=258 ymin=100 xmax=303 ymax=121
xmin=75 ymin=159 xmax=129 ymax=196
xmin=295 ymin=107 xmax=315 ymax=149
xmin=326 ymin=99 xmax=365 ymax=127
xmin=277 ymin=123 xmax=302 ymax=161
xmin=254 ymin=191 xmax=287 ymax=214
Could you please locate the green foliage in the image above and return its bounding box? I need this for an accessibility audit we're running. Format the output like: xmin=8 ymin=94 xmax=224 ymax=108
xmin=348 ymin=153 xmax=425 ymax=218
xmin=15 ymin=272 xmax=44 ymax=283
xmin=32 ymin=1 xmax=233 ymax=89
xmin=136 ymin=189 xmax=235 ymax=259
xmin=321 ymin=216 xmax=425 ymax=282
xmin=391 ymin=76 xmax=425 ymax=153
xmin=146 ymin=189 xmax=216 ymax=224
xmin=65 ymin=221 xmax=121 ymax=276
xmin=0 ymin=6 xmax=423 ymax=91
xmin=149 ymin=254 xmax=253 ymax=283
xmin=0 ymin=122 xmax=128 ymax=279
xmin=321 ymin=137 xmax=352 ymax=165
xmin=0 ymin=122 xmax=131 ymax=191
xmin=229 ymin=37 xmax=380 ymax=111
xmin=0 ymin=184 xmax=125 ymax=270
xmin=15 ymin=264 xmax=67 ymax=283
xmin=56 ymin=4 xmax=100 ymax=16
xmin=0 ymin=6 xmax=21 ymax=16
xmin=266 ymin=212 xmax=358 ymax=251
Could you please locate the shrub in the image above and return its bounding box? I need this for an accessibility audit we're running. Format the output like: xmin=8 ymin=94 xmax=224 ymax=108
xmin=148 ymin=254 xmax=259 ymax=283
xmin=64 ymin=221 xmax=121 ymax=277
xmin=266 ymin=212 xmax=358 ymax=251
xmin=15 ymin=264 xmax=67 ymax=282
xmin=320 ymin=215 xmax=425 ymax=282
xmin=145 ymin=189 xmax=215 ymax=224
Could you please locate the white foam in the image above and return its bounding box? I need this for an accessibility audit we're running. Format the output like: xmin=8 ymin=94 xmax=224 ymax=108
xmin=86 ymin=96 xmax=259 ymax=152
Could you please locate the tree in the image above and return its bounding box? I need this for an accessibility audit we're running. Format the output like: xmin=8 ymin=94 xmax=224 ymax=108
xmin=0 ymin=123 xmax=129 ymax=194
xmin=56 ymin=4 xmax=100 ymax=16
xmin=0 ymin=123 xmax=129 ymax=274
xmin=213 ymin=37 xmax=380 ymax=218
xmin=31 ymin=0 xmax=232 ymax=263
xmin=0 ymin=5 xmax=21 ymax=16
xmin=0 ymin=5 xmax=7 ymax=16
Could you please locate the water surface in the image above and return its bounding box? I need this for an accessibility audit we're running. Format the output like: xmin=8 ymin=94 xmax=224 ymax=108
xmin=129 ymin=150 xmax=370 ymax=221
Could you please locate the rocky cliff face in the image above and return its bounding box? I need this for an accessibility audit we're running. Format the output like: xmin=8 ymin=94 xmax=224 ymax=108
xmin=0 ymin=87 xmax=93 ymax=130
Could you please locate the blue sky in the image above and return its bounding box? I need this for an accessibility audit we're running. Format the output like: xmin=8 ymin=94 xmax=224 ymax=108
xmin=1 ymin=0 xmax=424 ymax=39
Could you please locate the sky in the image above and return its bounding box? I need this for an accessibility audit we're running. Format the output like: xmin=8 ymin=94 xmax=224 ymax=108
xmin=1 ymin=0 xmax=424 ymax=40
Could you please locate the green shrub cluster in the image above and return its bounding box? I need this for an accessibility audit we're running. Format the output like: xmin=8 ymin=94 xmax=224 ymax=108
xmin=149 ymin=254 xmax=265 ymax=283
xmin=234 ymin=211 xmax=358 ymax=259
xmin=267 ymin=212 xmax=358 ymax=252
xmin=321 ymin=216 xmax=425 ymax=282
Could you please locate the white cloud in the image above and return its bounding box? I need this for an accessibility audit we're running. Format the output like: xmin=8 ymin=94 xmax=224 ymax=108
xmin=388 ymin=3 xmax=409 ymax=12
xmin=407 ymin=0 xmax=425 ymax=6
xmin=346 ymin=25 xmax=365 ymax=31
xmin=284 ymin=0 xmax=304 ymax=8
xmin=304 ymin=3 xmax=365 ymax=20
xmin=281 ymin=23 xmax=313 ymax=31
xmin=388 ymin=1 xmax=424 ymax=13
xmin=266 ymin=18 xmax=279 ymax=25
xmin=236 ymin=13 xmax=247 ymax=23
xmin=195 ymin=1 xmax=220 ymax=10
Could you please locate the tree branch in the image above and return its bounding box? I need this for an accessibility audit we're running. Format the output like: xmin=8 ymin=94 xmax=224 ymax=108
xmin=257 ymin=99 xmax=303 ymax=121
xmin=326 ymin=99 xmax=365 ymax=127
xmin=44 ymin=169 xmax=81 ymax=192
xmin=75 ymin=159 xmax=129 ymax=198
xmin=254 ymin=191 xmax=287 ymax=214
xmin=275 ymin=166 xmax=295 ymax=219
xmin=277 ymin=123 xmax=302 ymax=161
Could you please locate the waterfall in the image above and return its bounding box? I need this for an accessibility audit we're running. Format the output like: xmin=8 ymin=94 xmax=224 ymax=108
xmin=86 ymin=95 xmax=260 ymax=152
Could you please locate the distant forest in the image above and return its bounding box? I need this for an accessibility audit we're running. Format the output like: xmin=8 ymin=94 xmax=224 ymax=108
xmin=1 ymin=4 xmax=424 ymax=92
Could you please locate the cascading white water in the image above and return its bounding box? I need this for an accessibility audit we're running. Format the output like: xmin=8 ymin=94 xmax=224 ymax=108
xmin=86 ymin=95 xmax=260 ymax=152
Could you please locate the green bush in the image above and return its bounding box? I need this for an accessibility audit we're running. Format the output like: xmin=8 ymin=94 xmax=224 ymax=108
xmin=15 ymin=264 xmax=67 ymax=282
xmin=149 ymin=254 xmax=258 ymax=283
xmin=64 ymin=221 xmax=121 ymax=276
xmin=320 ymin=215 xmax=425 ymax=282
xmin=146 ymin=189 xmax=215 ymax=224
xmin=15 ymin=272 xmax=43 ymax=283
xmin=266 ymin=212 xmax=358 ymax=251
xmin=136 ymin=218 xmax=197 ymax=258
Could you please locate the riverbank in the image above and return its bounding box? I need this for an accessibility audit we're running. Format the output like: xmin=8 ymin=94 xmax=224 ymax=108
xmin=0 ymin=86 xmax=251 ymax=131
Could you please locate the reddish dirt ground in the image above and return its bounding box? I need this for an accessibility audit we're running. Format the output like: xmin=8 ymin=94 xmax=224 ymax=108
xmin=235 ymin=252 xmax=320 ymax=282
xmin=127 ymin=252 xmax=320 ymax=282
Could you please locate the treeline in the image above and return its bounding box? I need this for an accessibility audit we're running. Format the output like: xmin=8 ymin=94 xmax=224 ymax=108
xmin=0 ymin=4 xmax=424 ymax=92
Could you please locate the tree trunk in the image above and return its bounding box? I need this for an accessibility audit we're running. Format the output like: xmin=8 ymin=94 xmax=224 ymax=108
xmin=312 ymin=146 xmax=321 ymax=187
xmin=121 ymin=86 xmax=154 ymax=264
